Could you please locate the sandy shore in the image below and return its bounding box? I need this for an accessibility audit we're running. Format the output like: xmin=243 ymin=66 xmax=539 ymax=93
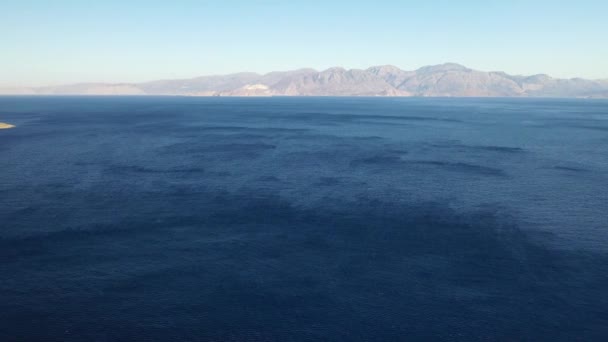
xmin=0 ymin=122 xmax=15 ymax=129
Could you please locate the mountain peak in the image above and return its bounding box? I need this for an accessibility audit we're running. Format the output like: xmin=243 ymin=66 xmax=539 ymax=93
xmin=367 ymin=65 xmax=403 ymax=73
xmin=322 ymin=67 xmax=348 ymax=73
xmin=417 ymin=63 xmax=470 ymax=73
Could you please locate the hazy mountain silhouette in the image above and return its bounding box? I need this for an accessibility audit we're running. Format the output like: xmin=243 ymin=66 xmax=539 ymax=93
xmin=3 ymin=63 xmax=607 ymax=98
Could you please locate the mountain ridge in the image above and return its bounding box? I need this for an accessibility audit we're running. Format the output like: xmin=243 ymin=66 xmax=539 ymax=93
xmin=2 ymin=63 xmax=607 ymax=98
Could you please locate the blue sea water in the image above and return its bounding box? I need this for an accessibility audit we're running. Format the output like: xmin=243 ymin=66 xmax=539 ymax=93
xmin=0 ymin=96 xmax=607 ymax=341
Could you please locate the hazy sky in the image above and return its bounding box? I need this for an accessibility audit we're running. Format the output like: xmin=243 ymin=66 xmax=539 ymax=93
xmin=2 ymin=0 xmax=607 ymax=86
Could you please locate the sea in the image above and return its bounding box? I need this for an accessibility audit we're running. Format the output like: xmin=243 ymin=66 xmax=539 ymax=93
xmin=1 ymin=96 xmax=607 ymax=341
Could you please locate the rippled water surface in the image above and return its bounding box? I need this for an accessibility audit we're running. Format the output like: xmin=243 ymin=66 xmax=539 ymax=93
xmin=1 ymin=97 xmax=607 ymax=341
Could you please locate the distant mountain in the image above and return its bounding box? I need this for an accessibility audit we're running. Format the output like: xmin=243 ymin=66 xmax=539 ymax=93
xmin=3 ymin=64 xmax=608 ymax=98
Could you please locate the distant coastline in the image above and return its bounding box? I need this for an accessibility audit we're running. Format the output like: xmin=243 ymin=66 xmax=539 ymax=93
xmin=2 ymin=63 xmax=608 ymax=98
xmin=0 ymin=123 xmax=15 ymax=129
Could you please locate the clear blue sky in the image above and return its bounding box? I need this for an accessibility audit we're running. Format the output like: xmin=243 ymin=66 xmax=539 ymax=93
xmin=1 ymin=0 xmax=607 ymax=86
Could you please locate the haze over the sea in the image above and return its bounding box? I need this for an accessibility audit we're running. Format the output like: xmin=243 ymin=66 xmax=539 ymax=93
xmin=1 ymin=0 xmax=607 ymax=87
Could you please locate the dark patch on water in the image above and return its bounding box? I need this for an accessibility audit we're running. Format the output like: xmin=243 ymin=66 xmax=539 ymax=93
xmin=194 ymin=125 xmax=311 ymax=134
xmin=408 ymin=160 xmax=506 ymax=176
xmin=478 ymin=145 xmax=525 ymax=153
xmin=315 ymin=177 xmax=341 ymax=186
xmin=552 ymin=165 xmax=590 ymax=173
xmin=203 ymin=143 xmax=277 ymax=153
xmin=428 ymin=141 xmax=526 ymax=154
xmin=108 ymin=165 xmax=206 ymax=175
xmin=350 ymin=155 xmax=505 ymax=176
xmin=573 ymin=125 xmax=608 ymax=132
xmin=258 ymin=175 xmax=282 ymax=182
xmin=350 ymin=154 xmax=403 ymax=166
xmin=291 ymin=112 xmax=463 ymax=123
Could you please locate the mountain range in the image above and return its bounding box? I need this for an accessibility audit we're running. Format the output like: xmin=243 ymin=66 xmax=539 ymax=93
xmin=3 ymin=63 xmax=608 ymax=98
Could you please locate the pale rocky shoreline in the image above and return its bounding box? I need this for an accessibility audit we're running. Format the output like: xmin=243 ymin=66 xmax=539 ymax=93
xmin=0 ymin=123 xmax=15 ymax=129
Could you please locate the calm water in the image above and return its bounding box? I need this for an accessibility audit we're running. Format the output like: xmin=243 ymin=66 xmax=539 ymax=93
xmin=1 ymin=96 xmax=607 ymax=341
